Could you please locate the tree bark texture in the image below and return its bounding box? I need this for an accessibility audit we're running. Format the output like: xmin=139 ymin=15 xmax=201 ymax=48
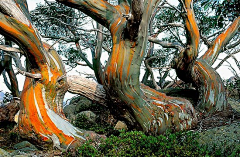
xmin=0 ymin=38 xmax=20 ymax=97
xmin=0 ymin=99 xmax=20 ymax=122
xmin=174 ymin=0 xmax=239 ymax=114
xmin=58 ymin=0 xmax=197 ymax=134
xmin=0 ymin=0 xmax=101 ymax=149
xmin=0 ymin=0 xmax=238 ymax=149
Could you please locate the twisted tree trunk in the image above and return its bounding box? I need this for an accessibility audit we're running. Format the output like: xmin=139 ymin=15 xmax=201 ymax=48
xmin=174 ymin=0 xmax=239 ymax=114
xmin=59 ymin=0 xmax=197 ymax=135
xmin=0 ymin=0 xmax=101 ymax=149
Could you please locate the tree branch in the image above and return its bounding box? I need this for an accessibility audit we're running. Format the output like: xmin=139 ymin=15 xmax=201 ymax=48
xmin=56 ymin=0 xmax=117 ymax=28
xmin=2 ymin=70 xmax=11 ymax=90
xmin=165 ymin=1 xmax=181 ymax=13
xmin=0 ymin=45 xmax=23 ymax=54
xmin=93 ymin=23 xmax=104 ymax=84
xmin=158 ymin=23 xmax=185 ymax=29
xmin=201 ymin=17 xmax=240 ymax=66
xmin=214 ymin=49 xmax=240 ymax=70
xmin=226 ymin=38 xmax=240 ymax=50
xmin=0 ymin=0 xmax=50 ymax=68
xmin=39 ymin=16 xmax=110 ymax=36
xmin=148 ymin=36 xmax=185 ymax=52
xmin=67 ymin=26 xmax=94 ymax=69
xmin=16 ymin=67 xmax=42 ymax=79
xmin=144 ymin=56 xmax=161 ymax=90
xmin=124 ymin=0 xmax=143 ymax=40
xmin=200 ymin=33 xmax=212 ymax=48
xmin=67 ymin=75 xmax=107 ymax=105
xmin=180 ymin=0 xmax=200 ymax=61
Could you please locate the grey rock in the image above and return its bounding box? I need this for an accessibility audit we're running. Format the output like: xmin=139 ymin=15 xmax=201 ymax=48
xmin=63 ymin=104 xmax=76 ymax=119
xmin=13 ymin=141 xmax=38 ymax=152
xmin=77 ymin=111 xmax=97 ymax=122
xmin=63 ymin=96 xmax=95 ymax=120
xmin=0 ymin=148 xmax=11 ymax=157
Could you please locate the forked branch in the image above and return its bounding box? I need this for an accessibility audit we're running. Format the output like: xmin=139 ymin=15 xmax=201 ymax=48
xmin=201 ymin=17 xmax=240 ymax=66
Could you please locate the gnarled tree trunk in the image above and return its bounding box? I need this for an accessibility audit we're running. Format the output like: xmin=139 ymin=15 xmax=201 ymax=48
xmin=59 ymin=0 xmax=197 ymax=135
xmin=173 ymin=0 xmax=239 ymax=114
xmin=0 ymin=0 xmax=101 ymax=149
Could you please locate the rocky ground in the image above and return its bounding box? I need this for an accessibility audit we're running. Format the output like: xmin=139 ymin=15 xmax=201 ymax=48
xmin=0 ymin=97 xmax=239 ymax=157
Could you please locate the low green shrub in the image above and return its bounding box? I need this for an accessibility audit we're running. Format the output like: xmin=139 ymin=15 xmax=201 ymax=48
xmin=73 ymin=130 xmax=239 ymax=157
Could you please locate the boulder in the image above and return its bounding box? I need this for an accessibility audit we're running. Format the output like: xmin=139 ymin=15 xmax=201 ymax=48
xmin=114 ymin=121 xmax=128 ymax=131
xmin=63 ymin=104 xmax=76 ymax=119
xmin=13 ymin=141 xmax=38 ymax=152
xmin=0 ymin=148 xmax=10 ymax=157
xmin=77 ymin=111 xmax=97 ymax=122
xmin=63 ymin=96 xmax=97 ymax=120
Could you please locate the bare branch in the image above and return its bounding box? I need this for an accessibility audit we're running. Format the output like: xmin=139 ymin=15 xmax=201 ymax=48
xmin=0 ymin=45 xmax=23 ymax=54
xmin=67 ymin=75 xmax=107 ymax=105
xmin=165 ymin=1 xmax=181 ymax=13
xmin=41 ymin=35 xmax=75 ymax=42
xmin=158 ymin=23 xmax=185 ymax=29
xmin=40 ymin=16 xmax=110 ymax=36
xmin=67 ymin=26 xmax=94 ymax=69
xmin=226 ymin=38 xmax=240 ymax=50
xmin=181 ymin=0 xmax=200 ymax=59
xmin=144 ymin=56 xmax=161 ymax=90
xmin=2 ymin=70 xmax=11 ymax=90
xmin=16 ymin=68 xmax=42 ymax=79
xmin=3 ymin=52 xmax=26 ymax=71
xmin=47 ymin=37 xmax=65 ymax=51
xmin=93 ymin=23 xmax=105 ymax=84
xmin=232 ymin=55 xmax=240 ymax=70
xmin=76 ymin=62 xmax=88 ymax=66
xmin=215 ymin=49 xmax=240 ymax=70
xmin=200 ymin=33 xmax=212 ymax=47
xmin=148 ymin=36 xmax=185 ymax=52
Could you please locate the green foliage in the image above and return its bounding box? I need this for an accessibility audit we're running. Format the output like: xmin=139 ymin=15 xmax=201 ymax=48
xmin=0 ymin=92 xmax=13 ymax=105
xmin=74 ymin=114 xmax=113 ymax=134
xmin=77 ymin=140 xmax=99 ymax=157
xmin=224 ymin=77 xmax=240 ymax=98
xmin=197 ymin=0 xmax=239 ymax=31
xmin=70 ymin=130 xmax=240 ymax=156
xmin=58 ymin=46 xmax=87 ymax=68
xmin=97 ymin=130 xmax=206 ymax=157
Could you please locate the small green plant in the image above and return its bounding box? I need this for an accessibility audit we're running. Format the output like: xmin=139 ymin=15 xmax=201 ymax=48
xmin=77 ymin=140 xmax=99 ymax=157
xmin=74 ymin=130 xmax=239 ymax=157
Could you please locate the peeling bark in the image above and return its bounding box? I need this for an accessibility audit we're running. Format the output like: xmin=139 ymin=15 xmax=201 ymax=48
xmin=67 ymin=75 xmax=107 ymax=105
xmin=0 ymin=0 xmax=100 ymax=149
xmin=56 ymin=0 xmax=198 ymax=135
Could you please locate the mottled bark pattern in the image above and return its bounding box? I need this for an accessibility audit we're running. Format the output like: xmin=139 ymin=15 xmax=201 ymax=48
xmin=58 ymin=0 xmax=198 ymax=134
xmin=0 ymin=0 xmax=87 ymax=149
xmin=174 ymin=0 xmax=239 ymax=114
